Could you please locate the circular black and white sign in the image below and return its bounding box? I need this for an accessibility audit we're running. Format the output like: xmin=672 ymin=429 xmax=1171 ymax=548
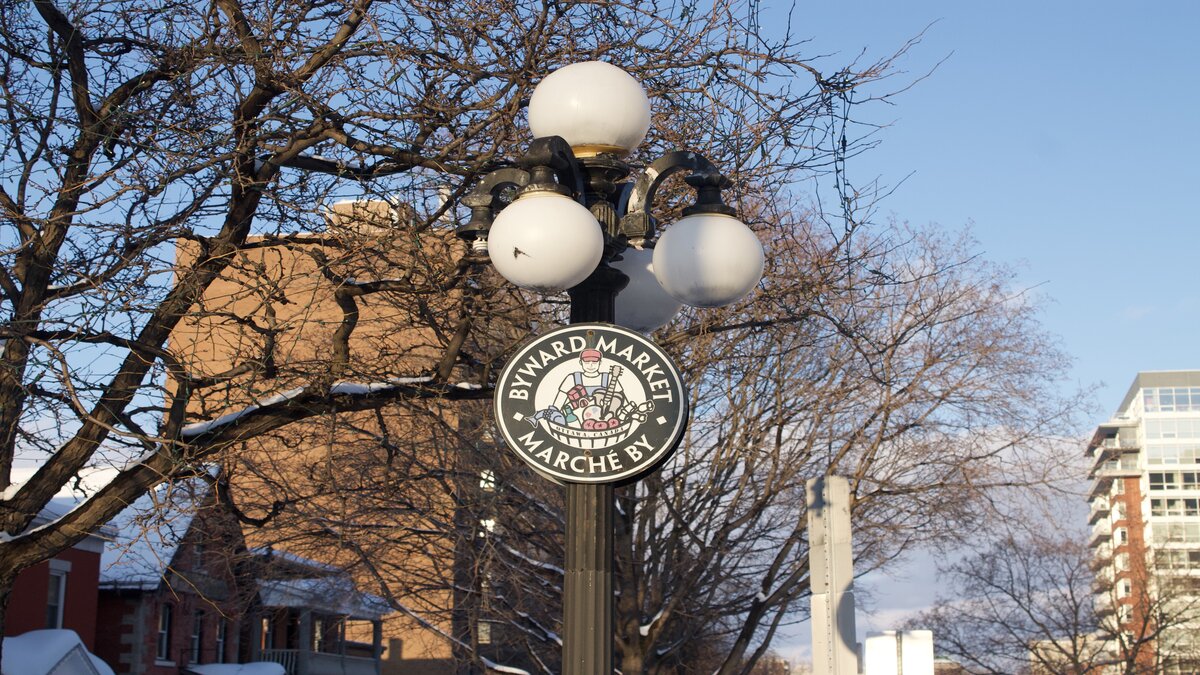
xmin=494 ymin=323 xmax=689 ymax=484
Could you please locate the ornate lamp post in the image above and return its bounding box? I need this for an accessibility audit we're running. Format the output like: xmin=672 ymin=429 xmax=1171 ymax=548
xmin=458 ymin=61 xmax=764 ymax=673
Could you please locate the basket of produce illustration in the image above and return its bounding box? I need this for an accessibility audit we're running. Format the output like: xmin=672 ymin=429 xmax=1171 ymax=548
xmin=526 ymin=363 xmax=655 ymax=451
xmin=542 ymin=416 xmax=640 ymax=450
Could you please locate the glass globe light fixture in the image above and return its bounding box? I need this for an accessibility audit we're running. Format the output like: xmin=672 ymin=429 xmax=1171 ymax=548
xmin=612 ymin=246 xmax=682 ymax=332
xmin=528 ymin=61 xmax=651 ymax=157
xmin=652 ymin=213 xmax=765 ymax=308
xmin=487 ymin=191 xmax=604 ymax=293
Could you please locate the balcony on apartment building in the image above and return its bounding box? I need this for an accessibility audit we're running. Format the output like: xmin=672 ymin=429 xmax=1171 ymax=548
xmin=1089 ymin=541 xmax=1114 ymax=571
xmin=1089 ymin=495 xmax=1110 ymax=524
xmin=1089 ymin=438 xmax=1140 ymax=474
xmin=1093 ymin=591 xmax=1116 ymax=617
xmin=1088 ymin=419 xmax=1139 ymax=452
xmin=1093 ymin=561 xmax=1116 ymax=587
xmin=1088 ymin=453 xmax=1141 ymax=499
xmin=1089 ymin=519 xmax=1113 ymax=549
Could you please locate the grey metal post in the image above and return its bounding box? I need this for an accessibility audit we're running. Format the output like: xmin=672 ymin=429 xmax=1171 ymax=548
xmin=561 ymin=266 xmax=623 ymax=674
xmin=807 ymin=475 xmax=858 ymax=675
xmin=372 ymin=619 xmax=383 ymax=675
xmin=297 ymin=609 xmax=312 ymax=675
xmin=248 ymin=612 xmax=263 ymax=661
xmin=563 ymin=481 xmax=615 ymax=673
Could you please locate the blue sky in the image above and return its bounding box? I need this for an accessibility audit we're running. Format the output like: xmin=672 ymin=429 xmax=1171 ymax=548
xmin=770 ymin=0 xmax=1200 ymax=662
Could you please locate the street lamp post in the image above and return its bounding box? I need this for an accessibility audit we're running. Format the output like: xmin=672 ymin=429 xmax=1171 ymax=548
xmin=458 ymin=61 xmax=764 ymax=673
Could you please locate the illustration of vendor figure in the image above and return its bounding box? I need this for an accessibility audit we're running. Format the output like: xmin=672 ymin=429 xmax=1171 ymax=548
xmin=531 ymin=349 xmax=654 ymax=431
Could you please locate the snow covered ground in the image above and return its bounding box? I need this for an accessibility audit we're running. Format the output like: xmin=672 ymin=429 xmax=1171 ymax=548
xmin=184 ymin=664 xmax=286 ymax=675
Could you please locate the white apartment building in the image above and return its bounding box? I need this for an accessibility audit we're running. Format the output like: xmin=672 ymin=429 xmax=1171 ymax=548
xmin=1086 ymin=371 xmax=1200 ymax=670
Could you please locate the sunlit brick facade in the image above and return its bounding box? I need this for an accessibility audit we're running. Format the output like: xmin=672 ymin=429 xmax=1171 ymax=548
xmin=170 ymin=200 xmax=479 ymax=674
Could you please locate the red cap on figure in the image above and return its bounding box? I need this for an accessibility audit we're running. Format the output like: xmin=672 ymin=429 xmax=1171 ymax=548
xmin=580 ymin=349 xmax=602 ymax=362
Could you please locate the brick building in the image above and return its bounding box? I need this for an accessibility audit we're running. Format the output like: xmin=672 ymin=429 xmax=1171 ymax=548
xmin=4 ymin=499 xmax=112 ymax=650
xmin=167 ymin=200 xmax=495 ymax=673
xmin=95 ymin=478 xmax=387 ymax=674
xmin=1086 ymin=371 xmax=1200 ymax=671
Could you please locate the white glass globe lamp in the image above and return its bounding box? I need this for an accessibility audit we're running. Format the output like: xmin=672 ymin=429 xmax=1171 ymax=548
xmin=612 ymin=246 xmax=682 ymax=332
xmin=652 ymin=213 xmax=765 ymax=307
xmin=487 ymin=191 xmax=603 ymax=293
xmin=528 ymin=61 xmax=651 ymax=157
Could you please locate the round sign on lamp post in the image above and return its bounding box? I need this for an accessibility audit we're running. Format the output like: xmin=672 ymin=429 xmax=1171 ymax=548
xmin=494 ymin=323 xmax=689 ymax=485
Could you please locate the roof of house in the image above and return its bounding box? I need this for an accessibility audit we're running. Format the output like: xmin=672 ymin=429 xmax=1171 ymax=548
xmin=17 ymin=497 xmax=118 ymax=549
xmin=99 ymin=478 xmax=208 ymax=590
xmin=98 ymin=480 xmax=393 ymax=620
xmin=258 ymin=576 xmax=391 ymax=620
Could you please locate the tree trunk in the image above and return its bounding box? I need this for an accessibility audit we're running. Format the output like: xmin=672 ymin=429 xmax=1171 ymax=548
xmin=0 ymin=567 xmax=17 ymax=666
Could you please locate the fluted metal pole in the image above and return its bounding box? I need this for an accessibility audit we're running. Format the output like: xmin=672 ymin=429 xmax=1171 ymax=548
xmin=562 ymin=264 xmax=624 ymax=674
xmin=563 ymin=481 xmax=614 ymax=673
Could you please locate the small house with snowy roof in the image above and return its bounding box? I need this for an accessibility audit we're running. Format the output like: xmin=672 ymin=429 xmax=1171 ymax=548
xmin=95 ymin=477 xmax=389 ymax=675
xmin=3 ymin=498 xmax=115 ymax=652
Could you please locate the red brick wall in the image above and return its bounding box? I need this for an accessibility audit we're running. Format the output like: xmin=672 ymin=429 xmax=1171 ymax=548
xmin=94 ymin=592 xmax=142 ymax=674
xmin=96 ymin=590 xmax=241 ymax=675
xmin=94 ymin=502 xmax=249 ymax=673
xmin=5 ymin=558 xmax=50 ymax=636
xmin=5 ymin=547 xmax=100 ymax=649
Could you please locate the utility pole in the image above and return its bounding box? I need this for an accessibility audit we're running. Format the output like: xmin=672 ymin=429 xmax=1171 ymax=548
xmin=807 ymin=475 xmax=858 ymax=675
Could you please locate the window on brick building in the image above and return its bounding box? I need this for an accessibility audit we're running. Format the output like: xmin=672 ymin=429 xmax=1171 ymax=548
xmin=45 ymin=569 xmax=66 ymax=629
xmin=191 ymin=610 xmax=204 ymax=663
xmin=260 ymin=617 xmax=272 ymax=650
xmin=157 ymin=605 xmax=174 ymax=662
xmin=215 ymin=620 xmax=227 ymax=663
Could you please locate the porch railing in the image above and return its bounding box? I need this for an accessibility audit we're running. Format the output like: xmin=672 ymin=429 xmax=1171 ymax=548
xmin=257 ymin=648 xmax=378 ymax=675
xmin=258 ymin=649 xmax=298 ymax=673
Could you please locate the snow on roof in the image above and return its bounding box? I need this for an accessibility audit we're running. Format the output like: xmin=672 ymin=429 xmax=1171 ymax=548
xmin=10 ymin=493 xmax=115 ymax=536
xmin=247 ymin=546 xmax=391 ymax=619
xmin=1 ymin=629 xmax=114 ymax=675
xmin=248 ymin=545 xmax=340 ymax=573
xmin=96 ymin=478 xmax=391 ymax=618
xmin=99 ymin=478 xmax=210 ymax=589
xmin=29 ymin=497 xmax=87 ymax=529
xmin=258 ymin=576 xmax=391 ymax=620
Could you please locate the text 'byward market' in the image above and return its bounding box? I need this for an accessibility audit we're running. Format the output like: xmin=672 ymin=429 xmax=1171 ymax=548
xmin=504 ymin=335 xmax=676 ymax=403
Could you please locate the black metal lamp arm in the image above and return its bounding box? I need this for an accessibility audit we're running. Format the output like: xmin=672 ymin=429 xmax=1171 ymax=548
xmin=618 ymin=151 xmax=734 ymax=247
xmin=457 ymin=168 xmax=530 ymax=246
